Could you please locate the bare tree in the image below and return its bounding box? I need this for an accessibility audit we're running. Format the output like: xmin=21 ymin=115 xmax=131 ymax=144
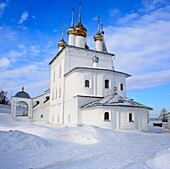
xmin=159 ymin=108 xmax=168 ymax=122
xmin=0 ymin=90 xmax=10 ymax=105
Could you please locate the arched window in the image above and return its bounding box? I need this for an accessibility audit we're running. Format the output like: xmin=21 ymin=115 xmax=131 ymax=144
xmin=85 ymin=80 xmax=90 ymax=88
xmin=44 ymin=96 xmax=50 ymax=103
xmin=120 ymin=83 xmax=123 ymax=91
xmin=104 ymin=112 xmax=109 ymax=121
xmin=105 ymin=79 xmax=109 ymax=89
xmin=129 ymin=113 xmax=133 ymax=122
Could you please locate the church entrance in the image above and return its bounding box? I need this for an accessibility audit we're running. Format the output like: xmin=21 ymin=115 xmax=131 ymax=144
xmin=16 ymin=101 xmax=28 ymax=116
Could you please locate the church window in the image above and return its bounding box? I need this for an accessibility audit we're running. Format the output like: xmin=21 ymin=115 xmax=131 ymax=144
xmin=85 ymin=80 xmax=90 ymax=88
xmin=41 ymin=115 xmax=43 ymax=118
xmin=120 ymin=84 xmax=123 ymax=91
xmin=68 ymin=114 xmax=71 ymax=123
xmin=104 ymin=112 xmax=110 ymax=121
xmin=129 ymin=113 xmax=133 ymax=122
xmin=105 ymin=79 xmax=109 ymax=89
xmin=44 ymin=96 xmax=50 ymax=103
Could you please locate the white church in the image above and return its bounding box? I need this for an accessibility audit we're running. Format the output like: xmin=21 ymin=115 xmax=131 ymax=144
xmin=11 ymin=7 xmax=152 ymax=131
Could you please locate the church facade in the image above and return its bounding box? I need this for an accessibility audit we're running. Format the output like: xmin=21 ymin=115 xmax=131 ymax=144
xmin=11 ymin=8 xmax=152 ymax=131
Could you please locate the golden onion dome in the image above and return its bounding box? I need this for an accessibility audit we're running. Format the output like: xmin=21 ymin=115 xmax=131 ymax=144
xmin=58 ymin=39 xmax=66 ymax=48
xmin=75 ymin=21 xmax=87 ymax=37
xmin=94 ymin=32 xmax=103 ymax=41
xmin=67 ymin=26 xmax=77 ymax=35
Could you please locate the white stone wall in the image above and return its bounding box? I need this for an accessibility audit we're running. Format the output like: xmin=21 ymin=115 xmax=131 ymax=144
xmin=49 ymin=49 xmax=66 ymax=124
xmin=32 ymin=92 xmax=50 ymax=122
xmin=166 ymin=116 xmax=170 ymax=129
xmin=0 ymin=104 xmax=11 ymax=114
xmin=64 ymin=69 xmax=127 ymax=98
xmin=64 ymin=47 xmax=114 ymax=73
xmin=81 ymin=107 xmax=149 ymax=131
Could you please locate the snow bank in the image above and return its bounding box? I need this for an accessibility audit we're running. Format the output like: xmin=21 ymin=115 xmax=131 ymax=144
xmin=0 ymin=114 xmax=170 ymax=169
xmin=147 ymin=148 xmax=170 ymax=169
xmin=0 ymin=130 xmax=49 ymax=152
xmin=0 ymin=114 xmax=14 ymax=125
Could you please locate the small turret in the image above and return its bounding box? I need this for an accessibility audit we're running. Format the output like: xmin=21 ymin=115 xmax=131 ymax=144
xmin=58 ymin=24 xmax=66 ymax=51
xmin=92 ymin=55 xmax=99 ymax=67
xmin=94 ymin=16 xmax=103 ymax=52
xmin=67 ymin=8 xmax=76 ymax=46
xmin=75 ymin=2 xmax=87 ymax=48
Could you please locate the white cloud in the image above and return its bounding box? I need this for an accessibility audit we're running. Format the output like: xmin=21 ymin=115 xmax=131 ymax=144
xmin=0 ymin=57 xmax=10 ymax=69
xmin=18 ymin=11 xmax=29 ymax=24
xmin=104 ymin=4 xmax=170 ymax=91
xmin=117 ymin=13 xmax=139 ymax=25
xmin=0 ymin=2 xmax=7 ymax=17
xmin=0 ymin=62 xmax=50 ymax=97
xmin=127 ymin=69 xmax=170 ymax=90
xmin=142 ymin=0 xmax=169 ymax=12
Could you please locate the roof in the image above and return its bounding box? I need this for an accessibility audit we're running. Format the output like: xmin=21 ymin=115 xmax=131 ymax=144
xmin=49 ymin=45 xmax=115 ymax=65
xmin=64 ymin=67 xmax=131 ymax=77
xmin=15 ymin=91 xmax=31 ymax=99
xmin=82 ymin=94 xmax=153 ymax=110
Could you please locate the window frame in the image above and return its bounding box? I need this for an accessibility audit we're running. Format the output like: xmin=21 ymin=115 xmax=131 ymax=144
xmin=129 ymin=113 xmax=134 ymax=122
xmin=105 ymin=79 xmax=109 ymax=89
xmin=85 ymin=80 xmax=90 ymax=88
xmin=104 ymin=112 xmax=110 ymax=121
xmin=120 ymin=83 xmax=124 ymax=91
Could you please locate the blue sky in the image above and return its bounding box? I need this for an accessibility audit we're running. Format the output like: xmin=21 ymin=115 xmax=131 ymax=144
xmin=0 ymin=0 xmax=170 ymax=117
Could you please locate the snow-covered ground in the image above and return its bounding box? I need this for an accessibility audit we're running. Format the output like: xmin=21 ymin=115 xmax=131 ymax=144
xmin=0 ymin=114 xmax=170 ymax=169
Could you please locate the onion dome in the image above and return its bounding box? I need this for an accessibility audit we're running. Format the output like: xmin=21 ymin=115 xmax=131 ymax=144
xmin=75 ymin=2 xmax=87 ymax=37
xmin=92 ymin=55 xmax=99 ymax=63
xmin=76 ymin=21 xmax=87 ymax=37
xmin=15 ymin=87 xmax=30 ymax=98
xmin=94 ymin=32 xmax=103 ymax=41
xmin=58 ymin=39 xmax=66 ymax=48
xmin=94 ymin=16 xmax=103 ymax=41
xmin=67 ymin=8 xmax=77 ymax=35
xmin=58 ymin=24 xmax=66 ymax=48
xmin=67 ymin=26 xmax=77 ymax=35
